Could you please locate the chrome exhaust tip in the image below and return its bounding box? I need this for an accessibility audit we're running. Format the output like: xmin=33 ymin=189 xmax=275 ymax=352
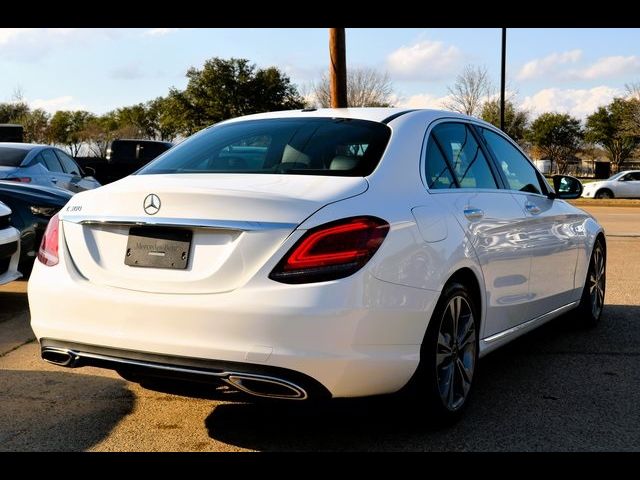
xmin=42 ymin=348 xmax=77 ymax=367
xmin=226 ymin=374 xmax=308 ymax=400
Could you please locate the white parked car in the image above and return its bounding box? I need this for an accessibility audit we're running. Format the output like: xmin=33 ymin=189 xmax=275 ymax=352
xmin=0 ymin=200 xmax=21 ymax=285
xmin=28 ymin=109 xmax=606 ymax=422
xmin=582 ymin=170 xmax=640 ymax=198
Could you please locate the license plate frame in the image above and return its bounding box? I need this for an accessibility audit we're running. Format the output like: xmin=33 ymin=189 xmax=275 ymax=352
xmin=124 ymin=227 xmax=192 ymax=270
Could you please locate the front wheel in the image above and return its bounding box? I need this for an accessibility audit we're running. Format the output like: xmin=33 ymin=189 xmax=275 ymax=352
xmin=411 ymin=282 xmax=479 ymax=425
xmin=574 ymin=238 xmax=606 ymax=327
xmin=595 ymin=189 xmax=613 ymax=199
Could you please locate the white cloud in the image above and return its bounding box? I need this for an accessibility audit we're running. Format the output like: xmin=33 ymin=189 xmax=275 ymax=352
xmin=395 ymin=92 xmax=452 ymax=109
xmin=386 ymin=40 xmax=462 ymax=81
xmin=517 ymin=49 xmax=582 ymax=81
xmin=520 ymin=86 xmax=620 ymax=119
xmin=567 ymin=55 xmax=640 ymax=80
xmin=29 ymin=96 xmax=86 ymax=113
xmin=143 ymin=28 xmax=179 ymax=37
xmin=0 ymin=28 xmax=36 ymax=45
xmin=0 ymin=28 xmax=120 ymax=61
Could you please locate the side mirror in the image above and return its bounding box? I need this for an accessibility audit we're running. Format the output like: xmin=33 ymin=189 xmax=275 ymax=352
xmin=549 ymin=174 xmax=583 ymax=200
xmin=83 ymin=166 xmax=96 ymax=177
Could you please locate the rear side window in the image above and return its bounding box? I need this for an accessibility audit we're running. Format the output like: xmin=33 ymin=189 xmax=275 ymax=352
xmin=0 ymin=147 xmax=28 ymax=167
xmin=425 ymin=123 xmax=497 ymax=190
xmin=54 ymin=150 xmax=80 ymax=175
xmin=41 ymin=149 xmax=64 ymax=173
xmin=138 ymin=118 xmax=391 ymax=177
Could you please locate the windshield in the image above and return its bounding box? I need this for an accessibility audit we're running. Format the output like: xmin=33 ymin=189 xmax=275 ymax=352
xmin=0 ymin=147 xmax=29 ymax=167
xmin=138 ymin=117 xmax=391 ymax=177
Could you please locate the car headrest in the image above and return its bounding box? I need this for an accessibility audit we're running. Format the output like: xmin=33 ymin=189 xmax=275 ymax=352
xmin=282 ymin=144 xmax=311 ymax=165
xmin=330 ymin=155 xmax=359 ymax=171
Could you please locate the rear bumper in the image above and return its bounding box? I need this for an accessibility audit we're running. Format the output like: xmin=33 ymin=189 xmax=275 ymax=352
xmin=28 ymin=249 xmax=439 ymax=398
xmin=40 ymin=339 xmax=331 ymax=400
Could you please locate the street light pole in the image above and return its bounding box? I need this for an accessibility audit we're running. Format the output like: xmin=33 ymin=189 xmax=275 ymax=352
xmin=500 ymin=28 xmax=507 ymax=132
xmin=329 ymin=28 xmax=347 ymax=108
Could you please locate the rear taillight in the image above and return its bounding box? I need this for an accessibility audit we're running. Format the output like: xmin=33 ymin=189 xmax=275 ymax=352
xmin=269 ymin=216 xmax=389 ymax=284
xmin=37 ymin=214 xmax=59 ymax=266
xmin=6 ymin=177 xmax=31 ymax=183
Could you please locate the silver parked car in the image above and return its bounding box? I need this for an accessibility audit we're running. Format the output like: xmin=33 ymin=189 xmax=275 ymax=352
xmin=0 ymin=143 xmax=101 ymax=193
xmin=582 ymin=170 xmax=640 ymax=199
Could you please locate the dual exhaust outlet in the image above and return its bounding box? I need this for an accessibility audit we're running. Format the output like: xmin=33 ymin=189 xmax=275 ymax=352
xmin=42 ymin=347 xmax=308 ymax=400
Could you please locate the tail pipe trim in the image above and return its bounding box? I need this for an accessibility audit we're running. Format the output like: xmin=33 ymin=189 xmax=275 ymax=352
xmin=41 ymin=346 xmax=309 ymax=401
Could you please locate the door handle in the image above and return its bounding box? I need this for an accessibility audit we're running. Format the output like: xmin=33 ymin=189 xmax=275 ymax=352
xmin=50 ymin=177 xmax=58 ymax=183
xmin=525 ymin=202 xmax=541 ymax=215
xmin=463 ymin=208 xmax=484 ymax=220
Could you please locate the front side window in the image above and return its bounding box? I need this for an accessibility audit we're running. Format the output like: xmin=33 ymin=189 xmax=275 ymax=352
xmin=481 ymin=128 xmax=545 ymax=195
xmin=139 ymin=118 xmax=391 ymax=177
xmin=424 ymin=122 xmax=497 ymax=190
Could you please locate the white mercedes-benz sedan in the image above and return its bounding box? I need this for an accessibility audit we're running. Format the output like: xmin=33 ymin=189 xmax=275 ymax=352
xmin=29 ymin=108 xmax=606 ymax=422
xmin=581 ymin=170 xmax=640 ymax=199
xmin=0 ymin=200 xmax=21 ymax=285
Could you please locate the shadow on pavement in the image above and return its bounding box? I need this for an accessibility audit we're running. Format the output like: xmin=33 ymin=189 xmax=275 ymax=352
xmin=0 ymin=290 xmax=29 ymax=323
xmin=0 ymin=370 xmax=134 ymax=451
xmin=205 ymin=305 xmax=640 ymax=451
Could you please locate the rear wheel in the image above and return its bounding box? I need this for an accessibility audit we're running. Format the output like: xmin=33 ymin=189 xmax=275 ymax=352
xmin=574 ymin=238 xmax=606 ymax=327
xmin=595 ymin=189 xmax=613 ymax=199
xmin=411 ymin=282 xmax=479 ymax=424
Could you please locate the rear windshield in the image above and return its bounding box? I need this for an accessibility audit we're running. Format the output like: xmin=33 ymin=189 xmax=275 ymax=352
xmin=138 ymin=118 xmax=391 ymax=177
xmin=0 ymin=147 xmax=29 ymax=167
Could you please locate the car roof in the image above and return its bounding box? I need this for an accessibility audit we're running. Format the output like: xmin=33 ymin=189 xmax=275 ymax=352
xmin=218 ymin=107 xmax=480 ymax=126
xmin=0 ymin=142 xmax=49 ymax=151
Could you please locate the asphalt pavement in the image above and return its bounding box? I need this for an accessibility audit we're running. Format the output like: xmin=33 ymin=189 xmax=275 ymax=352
xmin=1 ymin=204 xmax=638 ymax=451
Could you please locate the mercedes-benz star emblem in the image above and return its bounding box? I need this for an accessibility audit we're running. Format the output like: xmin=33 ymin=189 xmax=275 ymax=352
xmin=143 ymin=194 xmax=161 ymax=215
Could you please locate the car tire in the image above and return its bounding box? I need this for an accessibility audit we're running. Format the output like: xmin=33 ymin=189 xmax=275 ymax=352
xmin=409 ymin=282 xmax=480 ymax=425
xmin=595 ymin=189 xmax=614 ymax=199
xmin=573 ymin=238 xmax=606 ymax=327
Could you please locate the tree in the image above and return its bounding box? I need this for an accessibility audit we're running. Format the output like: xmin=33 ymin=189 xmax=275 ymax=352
xmin=310 ymin=67 xmax=395 ymax=108
xmin=146 ymin=96 xmax=185 ymax=142
xmin=21 ymin=109 xmax=50 ymax=143
xmin=174 ymin=57 xmax=305 ymax=135
xmin=49 ymin=110 xmax=95 ymax=156
xmin=444 ymin=65 xmax=492 ymax=116
xmin=81 ymin=112 xmax=121 ymax=158
xmin=527 ymin=113 xmax=583 ymax=174
xmin=115 ymin=104 xmax=155 ymax=139
xmin=626 ymin=81 xmax=640 ymax=101
xmin=480 ymin=99 xmax=529 ymax=144
xmin=585 ymin=98 xmax=640 ymax=173
xmin=0 ymin=101 xmax=30 ymax=124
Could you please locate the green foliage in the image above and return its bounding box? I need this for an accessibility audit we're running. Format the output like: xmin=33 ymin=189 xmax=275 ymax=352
xmin=526 ymin=112 xmax=583 ymax=174
xmin=48 ymin=110 xmax=96 ymax=156
xmin=0 ymin=101 xmax=29 ymax=124
xmin=480 ymin=99 xmax=529 ymax=144
xmin=585 ymin=97 xmax=640 ymax=172
xmin=174 ymin=57 xmax=305 ymax=134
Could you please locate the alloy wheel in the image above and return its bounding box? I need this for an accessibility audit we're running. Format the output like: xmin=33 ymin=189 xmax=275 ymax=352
xmin=589 ymin=244 xmax=606 ymax=319
xmin=435 ymin=295 xmax=477 ymax=411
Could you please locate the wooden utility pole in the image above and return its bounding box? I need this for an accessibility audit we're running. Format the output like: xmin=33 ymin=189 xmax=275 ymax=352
xmin=500 ymin=28 xmax=507 ymax=131
xmin=329 ymin=28 xmax=347 ymax=108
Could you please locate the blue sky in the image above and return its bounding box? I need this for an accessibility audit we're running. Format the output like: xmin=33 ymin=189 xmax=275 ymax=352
xmin=1 ymin=28 xmax=639 ymax=119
